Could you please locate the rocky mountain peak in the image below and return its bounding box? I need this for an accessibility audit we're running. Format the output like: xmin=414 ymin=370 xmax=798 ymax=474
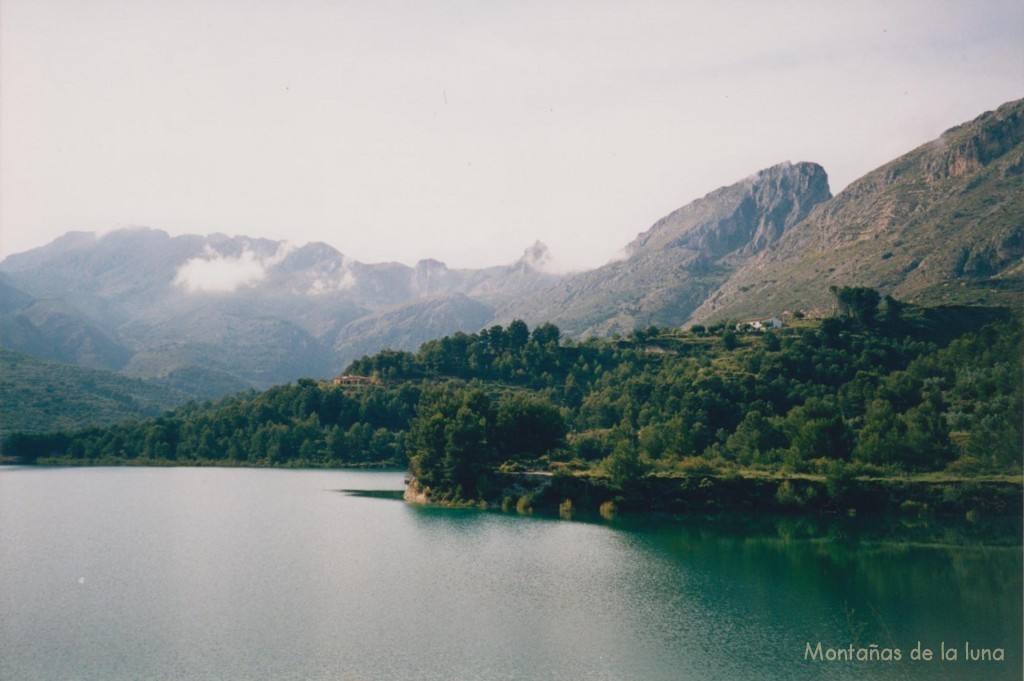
xmin=742 ymin=161 xmax=832 ymax=255
xmin=516 ymin=241 xmax=554 ymax=272
xmin=627 ymin=160 xmax=831 ymax=260
xmin=412 ymin=258 xmax=453 ymax=296
xmin=278 ymin=242 xmax=344 ymax=272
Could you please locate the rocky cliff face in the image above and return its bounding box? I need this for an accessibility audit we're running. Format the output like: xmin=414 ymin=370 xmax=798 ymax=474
xmin=925 ymin=103 xmax=1024 ymax=180
xmin=499 ymin=161 xmax=832 ymax=336
xmin=629 ymin=162 xmax=831 ymax=258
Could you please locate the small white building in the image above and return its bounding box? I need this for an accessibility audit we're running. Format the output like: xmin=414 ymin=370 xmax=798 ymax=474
xmin=736 ymin=317 xmax=783 ymax=332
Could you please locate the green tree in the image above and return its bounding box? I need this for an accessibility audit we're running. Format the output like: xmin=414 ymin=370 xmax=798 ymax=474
xmin=409 ymin=386 xmax=497 ymax=499
xmin=965 ymin=411 xmax=1021 ymax=470
xmin=507 ymin=319 xmax=530 ymax=350
xmin=495 ymin=393 xmax=566 ymax=460
xmin=409 ymin=405 xmax=448 ymax=487
xmin=783 ymin=397 xmax=852 ymax=461
xmin=900 ymin=385 xmax=953 ymax=469
xmin=725 ymin=410 xmax=786 ymax=465
xmin=830 ymin=285 xmax=881 ymax=326
xmin=854 ymin=398 xmax=906 ymax=466
xmin=531 ymin=322 xmax=561 ymax=346
xmin=451 ymin=416 xmax=494 ymax=497
xmin=603 ymin=439 xmax=650 ymax=491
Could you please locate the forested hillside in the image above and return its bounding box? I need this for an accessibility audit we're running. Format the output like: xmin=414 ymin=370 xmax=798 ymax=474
xmin=5 ymin=292 xmax=1019 ymax=513
xmin=0 ymin=350 xmax=189 ymax=435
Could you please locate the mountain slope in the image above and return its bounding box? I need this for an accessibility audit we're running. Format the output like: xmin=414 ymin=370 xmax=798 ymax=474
xmin=0 ymin=349 xmax=190 ymax=435
xmin=500 ymin=161 xmax=831 ymax=336
xmin=692 ymin=98 xmax=1024 ymax=323
xmin=0 ymin=277 xmax=133 ymax=370
xmin=333 ymin=293 xmax=496 ymax=366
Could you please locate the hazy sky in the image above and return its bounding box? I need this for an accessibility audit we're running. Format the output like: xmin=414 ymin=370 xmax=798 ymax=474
xmin=1 ymin=1 xmax=1021 ymax=270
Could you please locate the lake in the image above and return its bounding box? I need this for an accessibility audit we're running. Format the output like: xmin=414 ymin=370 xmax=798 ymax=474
xmin=1 ymin=467 xmax=1020 ymax=680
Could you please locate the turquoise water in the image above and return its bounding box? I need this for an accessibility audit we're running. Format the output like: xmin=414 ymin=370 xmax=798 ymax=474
xmin=1 ymin=467 xmax=1020 ymax=680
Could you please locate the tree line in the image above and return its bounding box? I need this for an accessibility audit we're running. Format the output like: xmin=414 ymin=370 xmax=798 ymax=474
xmin=3 ymin=290 xmax=1020 ymax=504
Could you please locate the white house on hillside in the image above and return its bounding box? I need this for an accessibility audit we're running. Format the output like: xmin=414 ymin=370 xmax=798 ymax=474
xmin=736 ymin=317 xmax=783 ymax=331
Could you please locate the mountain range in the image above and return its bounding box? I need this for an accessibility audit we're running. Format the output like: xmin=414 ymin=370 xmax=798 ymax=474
xmin=1 ymin=98 xmax=1020 ymax=401
xmin=0 ymin=229 xmax=561 ymax=392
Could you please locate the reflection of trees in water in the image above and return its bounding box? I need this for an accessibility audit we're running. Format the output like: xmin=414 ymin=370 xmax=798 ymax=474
xmin=613 ymin=513 xmax=1022 ymax=656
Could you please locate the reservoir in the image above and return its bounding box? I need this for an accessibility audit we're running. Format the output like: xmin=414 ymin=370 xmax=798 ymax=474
xmin=1 ymin=467 xmax=1020 ymax=680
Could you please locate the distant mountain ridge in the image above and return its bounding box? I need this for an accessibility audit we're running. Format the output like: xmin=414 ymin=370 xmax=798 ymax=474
xmin=2 ymin=99 xmax=1020 ymax=403
xmin=0 ymin=229 xmax=562 ymax=389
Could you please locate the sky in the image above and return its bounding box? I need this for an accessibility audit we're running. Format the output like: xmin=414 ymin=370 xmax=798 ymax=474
xmin=1 ymin=1 xmax=1022 ymax=272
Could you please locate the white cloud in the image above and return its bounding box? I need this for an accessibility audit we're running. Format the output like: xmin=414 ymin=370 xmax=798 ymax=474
xmin=174 ymin=247 xmax=266 ymax=293
xmin=606 ymin=247 xmax=633 ymax=265
xmin=306 ymin=267 xmax=356 ymax=295
xmin=173 ymin=242 xmax=293 ymax=293
xmin=334 ymin=268 xmax=357 ymax=291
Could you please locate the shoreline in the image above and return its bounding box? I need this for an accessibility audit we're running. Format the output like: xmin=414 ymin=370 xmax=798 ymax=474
xmin=6 ymin=459 xmax=1021 ymax=520
xmin=405 ymin=470 xmax=1024 ymax=519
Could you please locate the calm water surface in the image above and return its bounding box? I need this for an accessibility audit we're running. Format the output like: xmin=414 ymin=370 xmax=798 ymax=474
xmin=1 ymin=467 xmax=1020 ymax=680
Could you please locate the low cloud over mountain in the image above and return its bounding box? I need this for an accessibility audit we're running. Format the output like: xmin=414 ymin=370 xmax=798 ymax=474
xmin=173 ymin=243 xmax=293 ymax=293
